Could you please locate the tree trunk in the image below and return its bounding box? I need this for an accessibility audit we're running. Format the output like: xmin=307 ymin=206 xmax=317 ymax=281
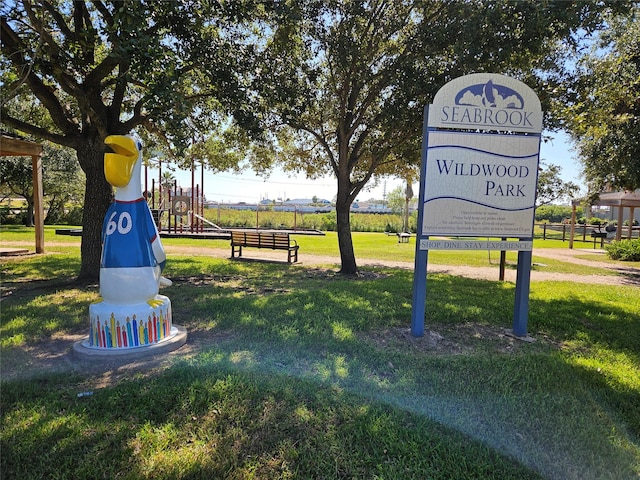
xmin=24 ymin=198 xmax=34 ymax=227
xmin=76 ymin=139 xmax=113 ymax=282
xmin=335 ymin=196 xmax=358 ymax=275
xmin=44 ymin=196 xmax=63 ymax=224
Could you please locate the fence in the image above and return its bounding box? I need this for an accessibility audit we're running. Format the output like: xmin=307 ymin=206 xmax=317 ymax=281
xmin=536 ymin=223 xmax=639 ymax=243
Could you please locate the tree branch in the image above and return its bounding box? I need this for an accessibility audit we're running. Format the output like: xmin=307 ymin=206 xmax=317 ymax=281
xmin=1 ymin=110 xmax=78 ymax=148
xmin=288 ymin=120 xmax=338 ymax=175
xmin=1 ymin=17 xmax=80 ymax=136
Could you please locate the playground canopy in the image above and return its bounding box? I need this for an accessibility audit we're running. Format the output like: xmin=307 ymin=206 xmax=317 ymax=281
xmin=0 ymin=134 xmax=44 ymax=253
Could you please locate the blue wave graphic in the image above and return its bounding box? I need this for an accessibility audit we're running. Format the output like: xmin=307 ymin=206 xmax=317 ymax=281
xmin=424 ymin=196 xmax=533 ymax=212
xmin=428 ymin=144 xmax=538 ymax=160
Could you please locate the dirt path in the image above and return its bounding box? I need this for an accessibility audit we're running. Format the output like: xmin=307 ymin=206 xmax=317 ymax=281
xmin=159 ymin=245 xmax=640 ymax=286
xmin=2 ymin=241 xmax=639 ymax=286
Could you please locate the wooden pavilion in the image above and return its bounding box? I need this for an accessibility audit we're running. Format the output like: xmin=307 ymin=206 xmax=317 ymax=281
xmin=569 ymin=190 xmax=640 ymax=248
xmin=0 ymin=135 xmax=44 ymax=253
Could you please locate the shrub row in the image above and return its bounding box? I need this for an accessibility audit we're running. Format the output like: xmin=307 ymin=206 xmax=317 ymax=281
xmin=604 ymin=239 xmax=640 ymax=261
xmin=0 ymin=206 xmax=83 ymax=226
xmin=202 ymin=208 xmax=418 ymax=233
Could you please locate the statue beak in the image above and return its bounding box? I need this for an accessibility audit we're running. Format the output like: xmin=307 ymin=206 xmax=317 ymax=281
xmin=104 ymin=135 xmax=139 ymax=188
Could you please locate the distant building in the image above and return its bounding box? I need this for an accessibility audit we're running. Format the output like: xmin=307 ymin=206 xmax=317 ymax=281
xmin=283 ymin=198 xmax=330 ymax=205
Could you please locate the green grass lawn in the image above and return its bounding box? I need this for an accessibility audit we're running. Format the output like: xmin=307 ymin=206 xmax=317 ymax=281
xmin=1 ymin=226 xmax=639 ymax=479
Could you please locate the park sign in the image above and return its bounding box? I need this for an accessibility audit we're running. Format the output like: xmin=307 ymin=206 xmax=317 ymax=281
xmin=422 ymin=74 xmax=542 ymax=240
xmin=411 ymin=73 xmax=542 ymax=339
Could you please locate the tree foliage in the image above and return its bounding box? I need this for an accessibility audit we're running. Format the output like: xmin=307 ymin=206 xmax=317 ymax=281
xmin=559 ymin=6 xmax=640 ymax=194
xmin=1 ymin=1 xmax=264 ymax=279
xmin=0 ymin=155 xmax=34 ymax=224
xmin=255 ymin=0 xmax=627 ymax=274
xmin=536 ymin=162 xmax=580 ymax=207
xmin=386 ymin=186 xmax=407 ymax=215
xmin=3 ymin=1 xmax=632 ymax=277
xmin=40 ymin=143 xmax=85 ymax=224
xmin=535 ymin=204 xmax=581 ymax=223
xmin=0 ymin=141 xmax=84 ymax=225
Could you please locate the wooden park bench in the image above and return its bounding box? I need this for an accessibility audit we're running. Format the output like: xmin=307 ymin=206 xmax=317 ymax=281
xmin=231 ymin=231 xmax=299 ymax=263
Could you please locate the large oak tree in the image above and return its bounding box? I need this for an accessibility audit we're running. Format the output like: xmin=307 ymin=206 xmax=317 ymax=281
xmin=558 ymin=6 xmax=640 ymax=195
xmin=256 ymin=0 xmax=629 ymax=274
xmin=1 ymin=1 xmax=261 ymax=280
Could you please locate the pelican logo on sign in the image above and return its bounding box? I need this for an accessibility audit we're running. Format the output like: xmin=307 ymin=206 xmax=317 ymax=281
xmin=439 ymin=80 xmax=535 ymax=130
xmin=457 ymin=80 xmax=524 ymax=108
xmin=429 ymin=75 xmax=543 ymax=132
xmin=411 ymin=73 xmax=542 ymax=340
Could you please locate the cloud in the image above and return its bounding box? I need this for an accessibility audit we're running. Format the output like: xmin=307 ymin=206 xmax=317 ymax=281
xmin=494 ymin=93 xmax=522 ymax=109
xmin=458 ymin=90 xmax=483 ymax=107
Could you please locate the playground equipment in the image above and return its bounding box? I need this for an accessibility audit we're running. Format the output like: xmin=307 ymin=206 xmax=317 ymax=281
xmin=76 ymin=134 xmax=186 ymax=357
xmin=144 ymin=156 xmax=224 ymax=234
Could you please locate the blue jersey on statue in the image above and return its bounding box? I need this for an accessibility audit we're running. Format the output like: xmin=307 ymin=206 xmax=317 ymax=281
xmin=101 ymin=198 xmax=159 ymax=268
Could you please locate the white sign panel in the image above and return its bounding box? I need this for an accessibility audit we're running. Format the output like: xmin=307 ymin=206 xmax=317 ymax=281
xmin=420 ymin=240 xmax=533 ymax=251
xmin=422 ymin=131 xmax=539 ymax=237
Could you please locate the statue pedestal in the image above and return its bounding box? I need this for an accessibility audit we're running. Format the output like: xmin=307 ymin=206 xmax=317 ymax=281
xmin=87 ymin=295 xmax=176 ymax=350
xmin=75 ymin=295 xmax=186 ymax=360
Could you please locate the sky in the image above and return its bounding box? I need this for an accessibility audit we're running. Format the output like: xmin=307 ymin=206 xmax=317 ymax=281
xmin=149 ymin=130 xmax=582 ymax=205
